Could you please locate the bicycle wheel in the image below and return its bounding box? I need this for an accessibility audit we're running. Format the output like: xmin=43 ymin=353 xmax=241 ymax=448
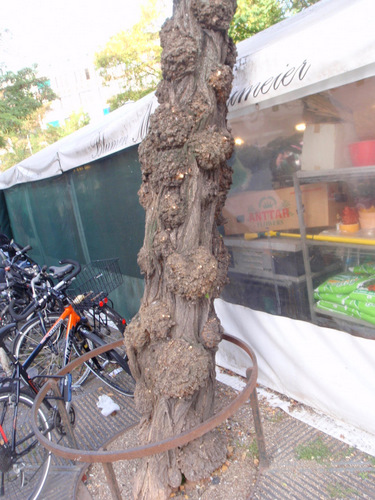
xmin=75 ymin=328 xmax=135 ymax=397
xmin=0 ymin=388 xmax=52 ymax=500
xmin=12 ymin=313 xmax=91 ymax=390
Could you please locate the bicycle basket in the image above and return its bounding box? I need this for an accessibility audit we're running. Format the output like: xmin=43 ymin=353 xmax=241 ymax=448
xmin=66 ymin=259 xmax=123 ymax=309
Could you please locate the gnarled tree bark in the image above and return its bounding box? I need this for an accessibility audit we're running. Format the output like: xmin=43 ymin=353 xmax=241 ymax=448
xmin=125 ymin=1 xmax=237 ymax=498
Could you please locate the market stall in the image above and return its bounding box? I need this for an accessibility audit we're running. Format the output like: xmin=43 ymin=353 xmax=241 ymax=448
xmin=217 ymin=0 xmax=375 ymax=445
xmin=0 ymin=0 xmax=374 ymax=444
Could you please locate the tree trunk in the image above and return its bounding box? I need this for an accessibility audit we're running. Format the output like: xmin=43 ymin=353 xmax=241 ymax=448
xmin=125 ymin=1 xmax=237 ymax=498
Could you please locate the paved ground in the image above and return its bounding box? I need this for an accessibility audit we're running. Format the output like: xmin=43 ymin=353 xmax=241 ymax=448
xmin=76 ymin=379 xmax=375 ymax=500
xmin=250 ymin=416 xmax=375 ymax=499
xmin=2 ymin=362 xmax=375 ymax=500
xmin=37 ymin=373 xmax=138 ymax=500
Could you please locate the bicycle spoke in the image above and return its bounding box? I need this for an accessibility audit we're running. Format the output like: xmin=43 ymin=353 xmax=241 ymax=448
xmin=77 ymin=329 xmax=135 ymax=397
xmin=13 ymin=314 xmax=91 ymax=390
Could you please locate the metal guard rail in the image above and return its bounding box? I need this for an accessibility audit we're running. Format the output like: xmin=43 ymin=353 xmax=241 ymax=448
xmin=31 ymin=333 xmax=269 ymax=496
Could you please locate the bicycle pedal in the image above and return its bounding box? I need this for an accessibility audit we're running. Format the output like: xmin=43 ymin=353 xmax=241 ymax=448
xmin=54 ymin=404 xmax=76 ymax=435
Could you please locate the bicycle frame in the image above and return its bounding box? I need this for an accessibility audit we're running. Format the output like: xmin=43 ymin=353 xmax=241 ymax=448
xmin=19 ymin=304 xmax=109 ymax=395
xmin=1 ymin=364 xmax=42 ymax=461
xmin=0 ymin=305 xmax=79 ymax=434
xmin=22 ymin=304 xmax=81 ymax=379
xmin=0 ymin=313 xmax=76 ymax=470
xmin=0 ymin=335 xmax=51 ymax=473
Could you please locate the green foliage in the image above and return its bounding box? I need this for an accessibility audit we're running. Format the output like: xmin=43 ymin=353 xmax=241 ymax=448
xmin=229 ymin=0 xmax=320 ymax=43
xmin=0 ymin=66 xmax=56 ymax=143
xmin=95 ymin=0 xmax=319 ymax=109
xmin=326 ymin=482 xmax=359 ymax=499
xmin=107 ymin=88 xmax=153 ymax=111
xmin=283 ymin=0 xmax=321 ymax=15
xmin=247 ymin=438 xmax=259 ymax=459
xmin=0 ymin=108 xmax=90 ymax=171
xmin=94 ymin=0 xmax=167 ymax=110
xmin=229 ymin=0 xmax=284 ymax=43
xmin=0 ymin=64 xmax=58 ymax=162
xmin=59 ymin=109 xmax=90 ymax=136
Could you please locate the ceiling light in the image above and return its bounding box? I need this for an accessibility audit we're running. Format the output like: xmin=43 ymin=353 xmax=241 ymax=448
xmin=295 ymin=123 xmax=306 ymax=132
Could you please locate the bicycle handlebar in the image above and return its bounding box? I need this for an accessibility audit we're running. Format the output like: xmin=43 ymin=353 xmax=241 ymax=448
xmin=6 ymin=259 xmax=82 ymax=321
xmin=30 ymin=265 xmax=48 ymax=297
xmin=9 ymin=244 xmax=32 ymax=266
xmin=16 ymin=244 xmax=32 ymax=256
xmin=8 ymin=298 xmax=39 ymax=321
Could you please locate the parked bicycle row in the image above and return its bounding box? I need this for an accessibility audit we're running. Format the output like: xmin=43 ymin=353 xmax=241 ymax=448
xmin=0 ymin=236 xmax=135 ymax=499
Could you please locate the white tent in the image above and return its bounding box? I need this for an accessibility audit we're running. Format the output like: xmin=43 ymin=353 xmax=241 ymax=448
xmin=0 ymin=93 xmax=158 ymax=189
xmin=229 ymin=0 xmax=375 ymax=117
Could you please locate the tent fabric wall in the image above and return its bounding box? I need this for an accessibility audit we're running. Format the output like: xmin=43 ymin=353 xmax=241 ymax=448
xmin=4 ymin=146 xmax=145 ymax=320
xmin=215 ymin=299 xmax=375 ymax=446
xmin=6 ymin=177 xmax=87 ymax=265
xmin=0 ymin=191 xmax=13 ymax=239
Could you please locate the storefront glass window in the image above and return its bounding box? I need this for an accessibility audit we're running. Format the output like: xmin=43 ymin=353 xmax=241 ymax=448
xmin=223 ymin=75 xmax=375 ymax=334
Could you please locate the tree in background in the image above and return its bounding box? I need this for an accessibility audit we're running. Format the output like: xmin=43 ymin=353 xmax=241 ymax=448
xmin=0 ymin=63 xmax=90 ymax=170
xmin=0 ymin=66 xmax=56 ymax=149
xmin=96 ymin=0 xmax=319 ymax=110
xmin=229 ymin=0 xmax=284 ymax=42
xmin=285 ymin=0 xmax=320 ymax=13
xmin=229 ymin=0 xmax=320 ymax=43
xmin=56 ymin=109 xmax=91 ymax=137
xmin=94 ymin=0 xmax=169 ymax=110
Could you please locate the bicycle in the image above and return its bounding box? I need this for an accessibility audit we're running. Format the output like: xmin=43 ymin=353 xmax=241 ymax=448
xmin=0 ymin=243 xmax=45 ymax=328
xmin=0 ymin=321 xmax=74 ymax=500
xmin=11 ymin=259 xmax=135 ymax=397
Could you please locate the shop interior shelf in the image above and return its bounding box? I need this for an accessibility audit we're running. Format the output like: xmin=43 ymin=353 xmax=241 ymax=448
xmin=296 ymin=165 xmax=375 ymax=183
xmin=313 ymin=305 xmax=375 ymax=339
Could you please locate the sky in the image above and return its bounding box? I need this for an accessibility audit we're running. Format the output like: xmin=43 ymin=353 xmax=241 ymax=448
xmin=0 ymin=0 xmax=172 ymax=73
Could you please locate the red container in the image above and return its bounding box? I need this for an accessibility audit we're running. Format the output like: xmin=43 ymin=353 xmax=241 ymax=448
xmin=349 ymin=140 xmax=375 ymax=167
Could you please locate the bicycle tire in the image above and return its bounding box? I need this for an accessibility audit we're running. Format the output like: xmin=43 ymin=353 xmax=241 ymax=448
xmin=75 ymin=329 xmax=135 ymax=397
xmin=12 ymin=313 xmax=91 ymax=390
xmin=0 ymin=388 xmax=52 ymax=500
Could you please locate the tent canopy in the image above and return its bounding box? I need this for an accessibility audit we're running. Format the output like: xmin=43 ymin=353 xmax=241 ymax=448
xmin=230 ymin=0 xmax=375 ymax=117
xmin=1 ymin=0 xmax=374 ymax=189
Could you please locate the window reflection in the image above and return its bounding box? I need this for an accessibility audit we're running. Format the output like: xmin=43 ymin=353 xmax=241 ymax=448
xmin=223 ymin=76 xmax=375 ymax=328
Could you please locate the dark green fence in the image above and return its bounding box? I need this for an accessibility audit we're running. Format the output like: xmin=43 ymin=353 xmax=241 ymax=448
xmin=3 ymin=145 xmax=145 ymax=320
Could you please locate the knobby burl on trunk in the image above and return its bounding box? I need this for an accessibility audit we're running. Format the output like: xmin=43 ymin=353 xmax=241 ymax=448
xmin=124 ymin=0 xmax=237 ymax=498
